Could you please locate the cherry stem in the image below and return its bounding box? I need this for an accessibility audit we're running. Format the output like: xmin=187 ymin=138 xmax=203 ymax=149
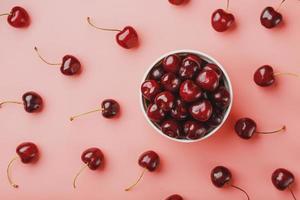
xmin=277 ymin=0 xmax=286 ymax=11
xmin=289 ymin=187 xmax=297 ymax=200
xmin=274 ymin=72 xmax=300 ymax=78
xmin=230 ymin=184 xmax=250 ymax=200
xmin=0 ymin=13 xmax=10 ymax=17
xmin=0 ymin=101 xmax=23 ymax=108
xmin=87 ymin=17 xmax=121 ymax=32
xmin=125 ymin=168 xmax=146 ymax=191
xmin=73 ymin=164 xmax=88 ymax=189
xmin=70 ymin=108 xmax=102 ymax=121
xmin=226 ymin=0 xmax=230 ymax=10
xmin=34 ymin=47 xmax=61 ymax=66
xmin=7 ymin=156 xmax=19 ymax=188
xmin=256 ymin=125 xmax=286 ymax=135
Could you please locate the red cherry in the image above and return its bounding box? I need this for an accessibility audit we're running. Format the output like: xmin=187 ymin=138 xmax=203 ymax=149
xmin=34 ymin=47 xmax=81 ymax=76
xmin=162 ymin=54 xmax=181 ymax=73
xmin=161 ymin=73 xmax=181 ymax=92
xmin=165 ymin=194 xmax=184 ymax=200
xmin=150 ymin=66 xmax=164 ymax=80
xmin=155 ymin=91 xmax=175 ymax=111
xmin=211 ymin=9 xmax=235 ymax=32
xmin=161 ymin=119 xmax=182 ymax=138
xmin=1 ymin=6 xmax=30 ymax=28
xmin=212 ymin=87 xmax=230 ymax=108
xmin=7 ymin=142 xmax=39 ymax=188
xmin=168 ymin=0 xmax=186 ymax=5
xmin=203 ymin=63 xmax=222 ymax=78
xmin=272 ymin=168 xmax=296 ymax=200
xmin=141 ymin=80 xmax=161 ymax=100
xmin=179 ymin=57 xmax=200 ymax=80
xmin=125 ymin=151 xmax=160 ymax=191
xmin=179 ymin=80 xmax=202 ymax=102
xmin=189 ymin=100 xmax=213 ymax=122
xmin=87 ymin=17 xmax=138 ymax=49
xmin=73 ymin=147 xmax=104 ymax=188
xmin=260 ymin=7 xmax=283 ymax=29
xmin=196 ymin=69 xmax=220 ymax=91
xmin=254 ymin=65 xmax=275 ymax=87
xmin=183 ymin=121 xmax=207 ymax=140
xmin=146 ymin=103 xmax=166 ymax=122
xmin=170 ymin=99 xmax=189 ymax=120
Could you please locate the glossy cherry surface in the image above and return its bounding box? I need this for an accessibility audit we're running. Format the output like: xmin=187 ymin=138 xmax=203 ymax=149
xmin=147 ymin=103 xmax=166 ymax=122
xmin=211 ymin=9 xmax=235 ymax=32
xmin=165 ymin=194 xmax=184 ymax=200
xmin=272 ymin=168 xmax=295 ymax=190
xmin=234 ymin=118 xmax=257 ymax=139
xmin=116 ymin=26 xmax=139 ymax=49
xmin=162 ymin=54 xmax=181 ymax=73
xmin=161 ymin=119 xmax=181 ymax=138
xmin=203 ymin=63 xmax=222 ymax=78
xmin=155 ymin=91 xmax=175 ymax=111
xmin=150 ymin=66 xmax=164 ymax=80
xmin=16 ymin=142 xmax=39 ymax=164
xmin=254 ymin=65 xmax=275 ymax=87
xmin=212 ymin=87 xmax=230 ymax=108
xmin=211 ymin=166 xmax=232 ymax=187
xmin=22 ymin=91 xmax=43 ymax=113
xmin=196 ymin=69 xmax=220 ymax=91
xmin=168 ymin=0 xmax=185 ymax=5
xmin=161 ymin=73 xmax=181 ymax=92
xmin=170 ymin=99 xmax=188 ymax=120
xmin=189 ymin=100 xmax=213 ymax=122
xmin=81 ymin=147 xmax=104 ymax=170
xmin=101 ymin=99 xmax=120 ymax=118
xmin=179 ymin=80 xmax=202 ymax=102
xmin=60 ymin=55 xmax=81 ymax=75
xmin=179 ymin=58 xmax=200 ymax=79
xmin=6 ymin=6 xmax=30 ymax=28
xmin=141 ymin=80 xmax=161 ymax=100
xmin=183 ymin=121 xmax=207 ymax=139
xmin=260 ymin=7 xmax=283 ymax=29
xmin=138 ymin=151 xmax=160 ymax=172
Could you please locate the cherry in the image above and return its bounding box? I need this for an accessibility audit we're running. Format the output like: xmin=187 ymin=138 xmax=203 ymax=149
xmin=125 ymin=150 xmax=160 ymax=191
xmin=179 ymin=57 xmax=200 ymax=80
xmin=261 ymin=7 xmax=283 ymax=29
xmin=185 ymin=54 xmax=203 ymax=67
xmin=155 ymin=91 xmax=175 ymax=111
xmin=211 ymin=166 xmax=250 ymax=200
xmin=161 ymin=119 xmax=181 ymax=138
xmin=70 ymin=99 xmax=120 ymax=121
xmin=168 ymin=0 xmax=186 ymax=5
xmin=161 ymin=73 xmax=181 ymax=92
xmin=183 ymin=121 xmax=207 ymax=139
xmin=34 ymin=47 xmax=81 ymax=76
xmin=73 ymin=147 xmax=104 ymax=188
xmin=272 ymin=168 xmax=297 ymax=200
xmin=165 ymin=194 xmax=184 ymax=200
xmin=170 ymin=99 xmax=189 ymax=120
xmin=0 ymin=6 xmax=30 ymax=28
xmin=162 ymin=54 xmax=181 ymax=73
xmin=234 ymin=118 xmax=285 ymax=139
xmin=179 ymin=80 xmax=202 ymax=102
xmin=212 ymin=87 xmax=230 ymax=108
xmin=196 ymin=69 xmax=220 ymax=91
xmin=141 ymin=80 xmax=161 ymax=100
xmin=0 ymin=91 xmax=43 ymax=113
xmin=7 ymin=142 xmax=39 ymax=188
xmin=203 ymin=63 xmax=222 ymax=78
xmin=253 ymin=65 xmax=299 ymax=87
xmin=211 ymin=0 xmax=235 ymax=32
xmin=150 ymin=66 xmax=164 ymax=80
xmin=146 ymin=103 xmax=166 ymax=122
xmin=189 ymin=100 xmax=213 ymax=122
xmin=207 ymin=110 xmax=223 ymax=127
xmin=87 ymin=17 xmax=138 ymax=49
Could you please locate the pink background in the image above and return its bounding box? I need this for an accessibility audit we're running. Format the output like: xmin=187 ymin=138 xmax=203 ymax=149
xmin=0 ymin=0 xmax=300 ymax=199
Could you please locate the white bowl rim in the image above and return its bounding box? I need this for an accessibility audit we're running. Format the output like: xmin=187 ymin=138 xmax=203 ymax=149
xmin=140 ymin=49 xmax=233 ymax=143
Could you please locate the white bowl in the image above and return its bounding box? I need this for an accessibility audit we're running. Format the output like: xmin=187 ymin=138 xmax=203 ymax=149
xmin=140 ymin=49 xmax=233 ymax=143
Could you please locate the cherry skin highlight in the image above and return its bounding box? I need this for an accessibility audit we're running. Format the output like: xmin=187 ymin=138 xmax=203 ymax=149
xmin=150 ymin=66 xmax=164 ymax=80
xmin=141 ymin=80 xmax=161 ymax=100
xmin=179 ymin=80 xmax=202 ymax=102
xmin=162 ymin=54 xmax=181 ymax=73
xmin=272 ymin=168 xmax=297 ymax=200
xmin=196 ymin=69 xmax=220 ymax=91
xmin=161 ymin=73 xmax=181 ymax=92
xmin=60 ymin=55 xmax=81 ymax=75
xmin=170 ymin=99 xmax=189 ymax=120
xmin=161 ymin=119 xmax=182 ymax=138
xmin=189 ymin=100 xmax=213 ymax=122
xmin=101 ymin=99 xmax=120 ymax=118
xmin=179 ymin=57 xmax=200 ymax=80
xmin=22 ymin=91 xmax=43 ymax=113
xmin=260 ymin=7 xmax=283 ymax=29
xmin=155 ymin=91 xmax=175 ymax=112
xmin=254 ymin=65 xmax=275 ymax=87
xmin=183 ymin=121 xmax=207 ymax=139
xmin=212 ymin=87 xmax=230 ymax=108
xmin=147 ymin=103 xmax=166 ymax=122
xmin=6 ymin=6 xmax=30 ymax=28
xmin=211 ymin=9 xmax=235 ymax=32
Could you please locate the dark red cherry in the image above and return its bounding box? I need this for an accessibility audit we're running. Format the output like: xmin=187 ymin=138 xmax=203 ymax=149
xmin=203 ymin=63 xmax=222 ymax=78
xmin=179 ymin=80 xmax=202 ymax=102
xmin=16 ymin=142 xmax=39 ymax=164
xmin=211 ymin=166 xmax=232 ymax=187
xmin=101 ymin=99 xmax=120 ymax=118
xmin=260 ymin=7 xmax=283 ymax=29
xmin=162 ymin=54 xmax=181 ymax=73
xmin=212 ymin=87 xmax=230 ymax=108
xmin=254 ymin=65 xmax=275 ymax=87
xmin=189 ymin=100 xmax=213 ymax=122
xmin=185 ymin=54 xmax=203 ymax=67
xmin=207 ymin=110 xmax=223 ymax=128
xmin=161 ymin=73 xmax=181 ymax=92
xmin=155 ymin=91 xmax=175 ymax=112
xmin=138 ymin=151 xmax=160 ymax=172
xmin=60 ymin=55 xmax=81 ymax=75
xmin=179 ymin=57 xmax=200 ymax=79
xmin=141 ymin=80 xmax=161 ymax=100
xmin=81 ymin=147 xmax=104 ymax=170
xmin=161 ymin=119 xmax=181 ymax=138
xmin=6 ymin=6 xmax=30 ymax=28
xmin=168 ymin=0 xmax=185 ymax=5
xmin=165 ymin=194 xmax=184 ymax=200
xmin=183 ymin=121 xmax=207 ymax=140
xmin=147 ymin=103 xmax=166 ymax=122
xmin=272 ymin=168 xmax=295 ymax=191
xmin=170 ymin=99 xmax=188 ymax=120
xmin=22 ymin=91 xmax=43 ymax=113
xmin=211 ymin=9 xmax=235 ymax=32
xmin=196 ymin=69 xmax=220 ymax=91
xmin=234 ymin=118 xmax=257 ymax=139
xmin=150 ymin=66 xmax=164 ymax=80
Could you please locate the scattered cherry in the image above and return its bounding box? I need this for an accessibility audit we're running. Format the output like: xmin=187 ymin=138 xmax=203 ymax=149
xmin=165 ymin=194 xmax=184 ymax=200
xmin=211 ymin=0 xmax=235 ymax=32
xmin=34 ymin=47 xmax=81 ymax=76
xmin=0 ymin=6 xmax=30 ymax=28
xmin=125 ymin=150 xmax=160 ymax=191
xmin=211 ymin=166 xmax=250 ymax=200
xmin=179 ymin=80 xmax=202 ymax=102
xmin=235 ymin=118 xmax=285 ymax=139
xmin=163 ymin=54 xmax=181 ymax=73
xmin=0 ymin=91 xmax=43 ymax=113
xmin=161 ymin=119 xmax=181 ymax=138
xmin=161 ymin=73 xmax=181 ymax=92
xmin=141 ymin=80 xmax=161 ymax=100
xmin=155 ymin=91 xmax=175 ymax=111
xmin=183 ymin=121 xmax=207 ymax=139
xmin=189 ymin=100 xmax=213 ymax=122
xmin=73 ymin=147 xmax=104 ymax=188
xmin=70 ymin=99 xmax=120 ymax=121
xmin=168 ymin=0 xmax=186 ymax=5
xmin=272 ymin=168 xmax=297 ymax=200
xmin=146 ymin=103 xmax=166 ymax=122
xmin=87 ymin=17 xmax=138 ymax=49
xmin=196 ymin=69 xmax=220 ymax=91
xmin=7 ymin=142 xmax=39 ymax=188
xmin=260 ymin=0 xmax=288 ymax=29
xmin=170 ymin=99 xmax=189 ymax=120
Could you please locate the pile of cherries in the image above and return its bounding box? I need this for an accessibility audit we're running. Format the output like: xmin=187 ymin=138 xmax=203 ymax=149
xmin=141 ymin=52 xmax=231 ymax=141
